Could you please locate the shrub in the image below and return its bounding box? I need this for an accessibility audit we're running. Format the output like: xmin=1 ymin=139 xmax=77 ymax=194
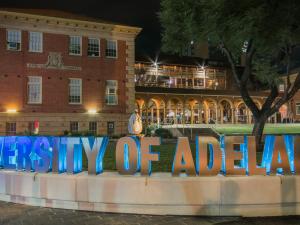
xmin=154 ymin=128 xmax=173 ymax=139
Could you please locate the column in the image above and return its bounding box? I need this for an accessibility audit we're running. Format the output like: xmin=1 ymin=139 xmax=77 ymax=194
xmin=163 ymin=106 xmax=166 ymax=124
xmin=145 ymin=107 xmax=149 ymax=128
xmin=156 ymin=108 xmax=160 ymax=126
xmin=182 ymin=102 xmax=186 ymax=125
xmin=151 ymin=108 xmax=154 ymax=124
xmin=215 ymin=105 xmax=218 ymax=124
xmin=207 ymin=109 xmax=210 ymax=123
xmin=247 ymin=110 xmax=251 ymax=124
xmin=231 ymin=108 xmax=235 ymax=124
xmin=191 ymin=105 xmax=194 ymax=124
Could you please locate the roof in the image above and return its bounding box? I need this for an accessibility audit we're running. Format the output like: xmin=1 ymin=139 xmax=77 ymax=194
xmin=136 ymin=54 xmax=229 ymax=68
xmin=0 ymin=8 xmax=142 ymax=31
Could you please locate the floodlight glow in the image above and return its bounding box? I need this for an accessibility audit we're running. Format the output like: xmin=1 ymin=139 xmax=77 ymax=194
xmin=7 ymin=109 xmax=17 ymax=113
xmin=88 ymin=109 xmax=97 ymax=114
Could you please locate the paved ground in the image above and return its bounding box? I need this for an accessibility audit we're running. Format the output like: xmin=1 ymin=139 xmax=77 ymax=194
xmin=0 ymin=201 xmax=299 ymax=225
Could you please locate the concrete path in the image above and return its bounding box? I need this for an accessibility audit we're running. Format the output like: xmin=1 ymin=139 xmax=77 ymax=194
xmin=0 ymin=201 xmax=299 ymax=225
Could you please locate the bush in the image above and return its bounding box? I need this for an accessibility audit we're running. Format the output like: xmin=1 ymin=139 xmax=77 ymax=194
xmin=154 ymin=128 xmax=173 ymax=139
xmin=145 ymin=124 xmax=158 ymax=136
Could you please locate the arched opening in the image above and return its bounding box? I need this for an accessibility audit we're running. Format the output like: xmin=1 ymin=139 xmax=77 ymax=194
xmin=220 ymin=99 xmax=232 ymax=124
xmin=204 ymin=99 xmax=217 ymax=124
xmin=166 ymin=98 xmax=183 ymax=124
xmin=139 ymin=98 xmax=166 ymax=126
xmin=236 ymin=102 xmax=248 ymax=124
xmin=185 ymin=99 xmax=205 ymax=124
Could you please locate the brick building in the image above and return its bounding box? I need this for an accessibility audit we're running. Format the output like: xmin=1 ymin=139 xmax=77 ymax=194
xmin=0 ymin=9 xmax=141 ymax=135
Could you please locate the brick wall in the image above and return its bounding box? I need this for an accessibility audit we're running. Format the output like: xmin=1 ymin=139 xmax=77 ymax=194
xmin=0 ymin=28 xmax=127 ymax=114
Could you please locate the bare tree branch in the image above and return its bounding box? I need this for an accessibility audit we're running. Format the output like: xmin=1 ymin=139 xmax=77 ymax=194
xmin=219 ymin=42 xmax=241 ymax=86
xmin=261 ymin=85 xmax=279 ymax=114
xmin=220 ymin=40 xmax=260 ymax=118
xmin=268 ymin=72 xmax=300 ymax=117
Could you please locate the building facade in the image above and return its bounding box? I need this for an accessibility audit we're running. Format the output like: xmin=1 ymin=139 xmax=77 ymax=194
xmin=0 ymin=9 xmax=141 ymax=135
xmin=134 ymin=55 xmax=289 ymax=127
xmin=284 ymin=69 xmax=300 ymax=122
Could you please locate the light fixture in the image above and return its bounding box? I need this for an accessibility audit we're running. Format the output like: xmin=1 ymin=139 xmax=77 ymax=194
xmin=7 ymin=109 xmax=17 ymax=113
xmin=88 ymin=109 xmax=97 ymax=114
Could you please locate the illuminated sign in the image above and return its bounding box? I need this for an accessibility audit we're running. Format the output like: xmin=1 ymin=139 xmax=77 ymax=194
xmin=0 ymin=135 xmax=299 ymax=176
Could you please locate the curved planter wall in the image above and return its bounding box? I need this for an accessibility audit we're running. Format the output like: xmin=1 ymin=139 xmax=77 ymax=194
xmin=0 ymin=171 xmax=299 ymax=216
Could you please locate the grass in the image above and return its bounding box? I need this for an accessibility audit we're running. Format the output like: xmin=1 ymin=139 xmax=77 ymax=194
xmin=214 ymin=123 xmax=300 ymax=135
xmin=82 ymin=141 xmax=263 ymax=172
xmin=82 ymin=142 xmax=194 ymax=172
xmin=82 ymin=124 xmax=299 ymax=172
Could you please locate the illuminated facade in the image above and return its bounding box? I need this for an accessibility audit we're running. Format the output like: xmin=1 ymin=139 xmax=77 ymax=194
xmin=0 ymin=9 xmax=141 ymax=135
xmin=135 ymin=56 xmax=271 ymax=126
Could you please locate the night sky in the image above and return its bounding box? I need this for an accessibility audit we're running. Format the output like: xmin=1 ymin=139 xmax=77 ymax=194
xmin=0 ymin=0 xmax=162 ymax=56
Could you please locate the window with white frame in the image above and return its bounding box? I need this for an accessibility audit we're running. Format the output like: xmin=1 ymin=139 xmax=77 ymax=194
xmin=70 ymin=121 xmax=79 ymax=133
xmin=7 ymin=29 xmax=21 ymax=51
xmin=69 ymin=36 xmax=81 ymax=55
xmin=105 ymin=80 xmax=118 ymax=105
xmin=89 ymin=121 xmax=97 ymax=135
xmin=69 ymin=78 xmax=82 ymax=104
xmin=28 ymin=76 xmax=42 ymax=104
xmin=105 ymin=40 xmax=117 ymax=58
xmin=279 ymin=84 xmax=285 ymax=92
xmin=6 ymin=122 xmax=16 ymax=135
xmin=296 ymin=103 xmax=300 ymax=115
xmin=29 ymin=32 xmax=43 ymax=52
xmin=88 ymin=38 xmax=100 ymax=57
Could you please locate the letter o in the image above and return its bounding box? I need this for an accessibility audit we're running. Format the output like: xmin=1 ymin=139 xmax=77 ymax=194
xmin=116 ymin=137 xmax=139 ymax=175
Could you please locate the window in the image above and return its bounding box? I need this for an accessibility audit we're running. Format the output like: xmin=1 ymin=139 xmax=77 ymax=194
xmin=296 ymin=103 xmax=300 ymax=115
xmin=194 ymin=78 xmax=204 ymax=88
xmin=105 ymin=80 xmax=118 ymax=105
xmin=89 ymin=121 xmax=97 ymax=135
xmin=107 ymin=122 xmax=115 ymax=136
xmin=7 ymin=29 xmax=21 ymax=51
xmin=279 ymin=84 xmax=285 ymax=92
xmin=29 ymin=32 xmax=42 ymax=52
xmin=106 ymin=40 xmax=117 ymax=58
xmin=88 ymin=38 xmax=100 ymax=57
xmin=28 ymin=76 xmax=42 ymax=104
xmin=69 ymin=79 xmax=82 ymax=104
xmin=70 ymin=121 xmax=79 ymax=133
xmin=69 ymin=36 xmax=81 ymax=55
xmin=6 ymin=122 xmax=16 ymax=135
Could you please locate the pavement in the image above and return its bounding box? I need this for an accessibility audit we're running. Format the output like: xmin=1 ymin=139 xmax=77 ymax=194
xmin=0 ymin=201 xmax=299 ymax=225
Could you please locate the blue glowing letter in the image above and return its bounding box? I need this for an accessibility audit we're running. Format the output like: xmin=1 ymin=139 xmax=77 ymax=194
xmin=81 ymin=137 xmax=109 ymax=175
xmin=32 ymin=137 xmax=51 ymax=173
xmin=16 ymin=136 xmax=32 ymax=171
xmin=3 ymin=137 xmax=17 ymax=169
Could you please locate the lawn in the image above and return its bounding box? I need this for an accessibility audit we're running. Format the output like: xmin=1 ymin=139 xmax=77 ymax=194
xmin=214 ymin=123 xmax=300 ymax=135
xmin=83 ymin=142 xmax=183 ymax=172
xmin=82 ymin=141 xmax=262 ymax=172
xmin=82 ymin=123 xmax=298 ymax=172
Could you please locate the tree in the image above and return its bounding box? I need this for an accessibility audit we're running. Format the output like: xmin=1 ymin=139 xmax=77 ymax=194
xmin=160 ymin=0 xmax=300 ymax=150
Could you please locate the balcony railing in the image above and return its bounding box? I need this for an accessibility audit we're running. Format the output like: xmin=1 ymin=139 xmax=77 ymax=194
xmin=135 ymin=64 xmax=227 ymax=90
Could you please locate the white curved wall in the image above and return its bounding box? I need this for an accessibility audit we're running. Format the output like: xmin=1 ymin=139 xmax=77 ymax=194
xmin=0 ymin=171 xmax=299 ymax=216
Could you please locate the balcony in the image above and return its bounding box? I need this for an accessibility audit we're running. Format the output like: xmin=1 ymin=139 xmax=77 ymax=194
xmin=135 ymin=63 xmax=227 ymax=90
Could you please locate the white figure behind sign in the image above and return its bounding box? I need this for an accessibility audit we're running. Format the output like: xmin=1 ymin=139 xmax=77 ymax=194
xmin=128 ymin=109 xmax=143 ymax=135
